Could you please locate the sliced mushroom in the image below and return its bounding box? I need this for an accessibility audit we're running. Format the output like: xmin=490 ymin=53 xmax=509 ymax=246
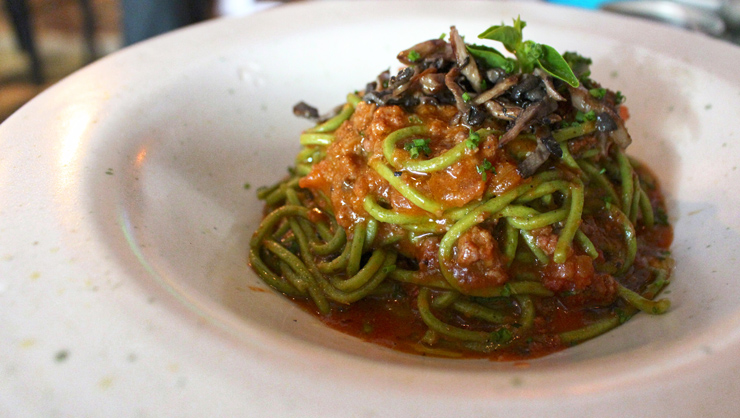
xmin=534 ymin=68 xmax=566 ymax=102
xmin=449 ymin=26 xmax=484 ymax=92
xmin=500 ymin=97 xmax=558 ymax=146
xmin=482 ymin=100 xmax=522 ymax=121
xmin=445 ymin=67 xmax=470 ymax=114
xmin=293 ymin=101 xmax=319 ymax=120
xmin=397 ymin=39 xmax=451 ymax=65
xmin=472 ymin=74 xmax=519 ymax=105
xmin=569 ymin=85 xmax=631 ymax=148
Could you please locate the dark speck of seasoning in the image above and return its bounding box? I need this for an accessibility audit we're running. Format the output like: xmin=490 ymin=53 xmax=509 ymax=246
xmin=55 ymin=350 xmax=69 ymax=363
xmin=394 ymin=171 xmax=402 ymax=177
xmin=243 ymin=183 xmax=251 ymax=190
xmin=705 ymin=103 xmax=712 ymax=110
xmin=105 ymin=168 xmax=114 ymax=175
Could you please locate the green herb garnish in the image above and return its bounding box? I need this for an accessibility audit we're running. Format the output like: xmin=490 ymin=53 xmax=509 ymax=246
xmin=408 ymin=50 xmax=421 ymax=62
xmin=466 ymin=130 xmax=481 ymax=149
xmin=575 ymin=110 xmax=596 ymax=122
xmin=477 ymin=16 xmax=579 ymax=87
xmin=615 ymin=91 xmax=626 ymax=104
xmin=477 ymin=159 xmax=494 ymax=181
xmin=404 ymin=138 xmax=431 ymax=159
xmin=589 ymin=87 xmax=607 ymax=99
xmin=462 ymin=92 xmax=471 ymax=102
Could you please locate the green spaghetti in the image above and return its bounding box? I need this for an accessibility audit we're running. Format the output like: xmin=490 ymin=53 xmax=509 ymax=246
xmin=249 ymin=20 xmax=673 ymax=359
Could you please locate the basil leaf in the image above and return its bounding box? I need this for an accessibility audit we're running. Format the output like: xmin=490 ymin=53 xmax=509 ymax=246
xmin=467 ymin=44 xmax=518 ymax=73
xmin=537 ymin=44 xmax=580 ymax=87
xmin=477 ymin=24 xmax=522 ymax=53
xmin=516 ymin=40 xmax=541 ymax=74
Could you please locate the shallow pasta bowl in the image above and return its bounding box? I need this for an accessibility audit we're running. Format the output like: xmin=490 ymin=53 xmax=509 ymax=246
xmin=1 ymin=1 xmax=740 ymax=416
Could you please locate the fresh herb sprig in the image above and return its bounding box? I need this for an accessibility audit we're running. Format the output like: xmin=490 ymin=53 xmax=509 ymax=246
xmin=470 ymin=16 xmax=580 ymax=88
xmin=404 ymin=138 xmax=431 ymax=159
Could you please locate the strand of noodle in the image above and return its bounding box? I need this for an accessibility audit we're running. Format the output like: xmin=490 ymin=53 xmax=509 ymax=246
xmin=617 ymin=150 xmax=634 ymax=219
xmin=417 ymin=288 xmax=491 ymax=342
xmin=250 ymin=205 xmax=312 ymax=246
xmin=263 ymin=177 xmax=301 ymax=206
xmin=388 ymin=269 xmax=453 ymax=290
xmin=295 ymin=145 xmax=323 ymax=164
xmin=346 ymin=222 xmax=367 ymax=277
xmin=515 ymin=180 xmax=570 ymax=203
xmin=628 ymin=173 xmax=641 ymax=225
xmin=578 ymin=159 xmax=620 ymax=206
xmin=294 ymin=164 xmax=312 ymax=176
xmin=370 ymin=160 xmax=443 ymax=214
xmin=451 ymin=300 xmax=509 ymax=324
xmin=257 ymin=183 xmax=280 ymax=200
xmin=519 ymin=230 xmax=550 ymax=264
xmin=400 ymin=223 xmax=445 ymax=233
xmin=282 ymin=207 xmax=383 ymax=305
xmin=438 ymin=179 xmax=546 ymax=294
xmin=552 ymin=120 xmax=596 ymax=142
xmin=382 ymin=125 xmax=428 ymax=168
xmin=638 ymin=187 xmax=655 ymax=228
xmin=271 ymin=219 xmax=292 ymax=240
xmin=575 ymin=229 xmax=599 ymax=259
xmin=617 ymin=283 xmax=671 ymax=314
xmin=314 ymin=218 xmax=335 ymax=242
xmin=317 ymin=238 xmax=352 ymax=273
xmin=277 ymin=260 xmax=309 ymax=294
xmin=248 ymin=248 xmax=302 ymax=296
xmin=431 ymin=290 xmax=459 ymax=309
xmin=444 ymin=200 xmax=483 ymax=221
xmin=330 ymin=249 xmax=386 ymax=292
xmin=504 ymin=206 xmax=569 ymax=230
xmin=263 ymin=239 xmax=329 ymax=312
xmin=515 ymin=295 xmax=535 ymax=330
xmin=643 ymin=268 xmax=671 ymax=299
xmin=608 ymin=203 xmax=637 ymax=274
xmin=558 ymin=314 xmax=621 ymax=346
xmin=420 ymin=330 xmax=439 ymax=345
xmin=284 ymin=188 xmax=318 ymax=240
xmin=402 ymin=141 xmax=469 ymax=173
xmin=300 ymin=133 xmax=335 ymax=146
xmin=310 ymin=226 xmax=346 ymax=255
xmin=559 ymin=142 xmax=581 ymax=171
xmin=362 ymin=195 xmax=437 ymax=225
xmin=364 ymin=219 xmax=378 ymax=251
xmin=554 ymin=178 xmax=584 ymax=263
xmin=322 ymin=252 xmax=398 ymax=304
xmin=503 ymin=219 xmax=519 ymax=266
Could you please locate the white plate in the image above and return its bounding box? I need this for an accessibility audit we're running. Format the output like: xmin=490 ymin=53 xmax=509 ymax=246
xmin=2 ymin=1 xmax=740 ymax=416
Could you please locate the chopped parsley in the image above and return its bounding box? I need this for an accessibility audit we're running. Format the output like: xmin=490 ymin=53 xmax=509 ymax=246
xmin=477 ymin=159 xmax=495 ymax=181
xmin=615 ymin=91 xmax=626 ymax=104
xmin=462 ymin=92 xmax=472 ymax=102
xmin=589 ymin=87 xmax=606 ymax=99
xmin=575 ymin=110 xmax=596 ymax=123
xmin=408 ymin=50 xmax=421 ymax=62
xmin=466 ymin=130 xmax=481 ymax=149
xmin=490 ymin=327 xmax=513 ymax=344
xmin=404 ymin=138 xmax=431 ymax=159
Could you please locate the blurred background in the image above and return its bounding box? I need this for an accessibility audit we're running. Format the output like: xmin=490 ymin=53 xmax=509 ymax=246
xmin=1 ymin=0 xmax=739 ymax=124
